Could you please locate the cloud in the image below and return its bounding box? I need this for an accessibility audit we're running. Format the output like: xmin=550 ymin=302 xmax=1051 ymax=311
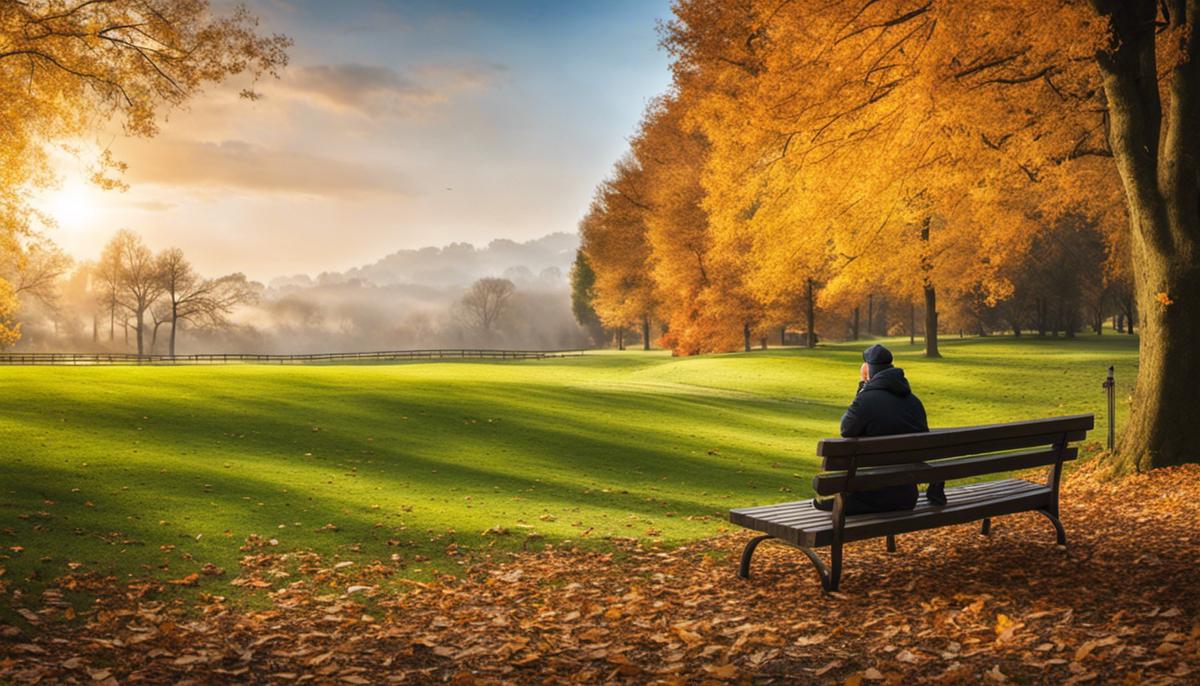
xmin=120 ymin=138 xmax=408 ymax=197
xmin=130 ymin=200 xmax=175 ymax=212
xmin=277 ymin=62 xmax=505 ymax=117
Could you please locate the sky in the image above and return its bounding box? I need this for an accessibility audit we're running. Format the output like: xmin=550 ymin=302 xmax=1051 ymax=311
xmin=35 ymin=0 xmax=673 ymax=281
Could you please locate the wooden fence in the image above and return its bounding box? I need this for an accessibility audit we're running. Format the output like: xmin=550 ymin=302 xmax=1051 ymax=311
xmin=0 ymin=349 xmax=587 ymax=366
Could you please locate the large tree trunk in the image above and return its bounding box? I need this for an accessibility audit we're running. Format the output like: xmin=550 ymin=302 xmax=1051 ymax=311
xmin=1095 ymin=0 xmax=1200 ymax=469
xmin=923 ymin=285 xmax=940 ymax=358
xmin=919 ymin=219 xmax=940 ymax=357
xmin=742 ymin=323 xmax=751 ymax=352
xmin=805 ymin=278 xmax=816 ymax=348
xmin=780 ymin=326 xmax=787 ymax=346
xmin=135 ymin=311 xmax=145 ymax=356
xmin=642 ymin=315 xmax=650 ymax=351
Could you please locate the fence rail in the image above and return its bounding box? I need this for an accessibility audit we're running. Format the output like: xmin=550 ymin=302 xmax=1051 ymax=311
xmin=0 ymin=348 xmax=587 ymax=366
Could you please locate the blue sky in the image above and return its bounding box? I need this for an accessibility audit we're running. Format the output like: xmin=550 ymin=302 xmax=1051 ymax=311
xmin=43 ymin=0 xmax=674 ymax=278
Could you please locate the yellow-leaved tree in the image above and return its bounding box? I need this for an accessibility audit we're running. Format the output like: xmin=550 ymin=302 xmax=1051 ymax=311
xmin=579 ymin=155 xmax=657 ymax=350
xmin=0 ymin=0 xmax=290 ymax=347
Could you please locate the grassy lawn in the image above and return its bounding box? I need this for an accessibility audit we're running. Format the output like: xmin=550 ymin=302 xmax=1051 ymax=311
xmin=0 ymin=335 xmax=1137 ymax=606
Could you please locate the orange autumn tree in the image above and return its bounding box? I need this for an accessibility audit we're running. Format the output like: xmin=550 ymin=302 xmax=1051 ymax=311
xmin=630 ymin=95 xmax=715 ymax=355
xmin=665 ymin=0 xmax=1097 ymax=359
xmin=862 ymin=0 xmax=1195 ymax=469
xmin=633 ymin=92 xmax=777 ymax=355
xmin=579 ymin=155 xmax=657 ymax=350
xmin=659 ymin=2 xmax=833 ymax=352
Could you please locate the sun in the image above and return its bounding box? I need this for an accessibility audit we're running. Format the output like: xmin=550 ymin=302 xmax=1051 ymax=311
xmin=40 ymin=175 xmax=99 ymax=237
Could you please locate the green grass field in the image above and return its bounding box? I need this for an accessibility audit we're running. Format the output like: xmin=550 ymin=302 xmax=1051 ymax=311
xmin=0 ymin=335 xmax=1137 ymax=604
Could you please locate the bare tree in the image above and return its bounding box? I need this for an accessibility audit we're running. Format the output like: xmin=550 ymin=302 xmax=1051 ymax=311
xmin=0 ymin=237 xmax=71 ymax=306
xmin=461 ymin=277 xmax=516 ymax=334
xmin=156 ymin=247 xmax=256 ymax=356
xmin=102 ymin=230 xmax=163 ymax=355
xmin=149 ymin=300 xmax=172 ymax=353
xmin=95 ymin=242 xmax=122 ymax=342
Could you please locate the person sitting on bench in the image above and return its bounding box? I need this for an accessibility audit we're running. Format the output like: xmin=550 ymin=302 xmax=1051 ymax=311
xmin=813 ymin=344 xmax=947 ymax=515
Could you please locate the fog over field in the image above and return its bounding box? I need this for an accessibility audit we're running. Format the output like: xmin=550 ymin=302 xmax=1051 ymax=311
xmin=17 ymin=232 xmax=593 ymax=354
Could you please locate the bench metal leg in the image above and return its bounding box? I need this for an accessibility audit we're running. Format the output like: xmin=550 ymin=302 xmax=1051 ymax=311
xmin=827 ymin=542 xmax=842 ymax=592
xmin=886 ymin=534 xmax=896 ymax=553
xmin=798 ymin=546 xmax=832 ymax=591
xmin=738 ymin=535 xmax=834 ymax=591
xmin=738 ymin=535 xmax=772 ymax=579
xmin=1036 ymin=508 xmax=1067 ymax=546
xmin=981 ymin=518 xmax=991 ymax=536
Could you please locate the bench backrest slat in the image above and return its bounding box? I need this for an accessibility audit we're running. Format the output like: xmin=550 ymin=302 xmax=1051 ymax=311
xmin=820 ymin=429 xmax=1088 ymax=470
xmin=812 ymin=446 xmax=1079 ymax=496
xmin=817 ymin=414 xmax=1094 ymax=470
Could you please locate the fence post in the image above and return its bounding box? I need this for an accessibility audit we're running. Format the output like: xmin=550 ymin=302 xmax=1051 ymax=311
xmin=1102 ymin=366 xmax=1115 ymax=451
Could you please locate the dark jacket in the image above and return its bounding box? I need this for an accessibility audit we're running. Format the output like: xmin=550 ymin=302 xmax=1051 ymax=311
xmin=837 ymin=367 xmax=929 ymax=515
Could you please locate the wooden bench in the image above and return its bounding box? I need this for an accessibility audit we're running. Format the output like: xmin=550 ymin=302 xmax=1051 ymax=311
xmin=729 ymin=414 xmax=1093 ymax=591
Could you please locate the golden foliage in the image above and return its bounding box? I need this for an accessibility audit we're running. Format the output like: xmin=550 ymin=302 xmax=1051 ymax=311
xmin=584 ymin=0 xmax=1130 ymax=354
xmin=0 ymin=277 xmax=21 ymax=348
xmin=0 ymin=0 xmax=290 ymax=346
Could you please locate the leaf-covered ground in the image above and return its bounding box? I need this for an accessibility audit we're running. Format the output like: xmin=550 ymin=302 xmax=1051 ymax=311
xmin=3 ymin=462 xmax=1197 ymax=684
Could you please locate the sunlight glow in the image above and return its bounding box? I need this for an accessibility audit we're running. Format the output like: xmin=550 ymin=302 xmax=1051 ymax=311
xmin=37 ymin=174 xmax=101 ymax=243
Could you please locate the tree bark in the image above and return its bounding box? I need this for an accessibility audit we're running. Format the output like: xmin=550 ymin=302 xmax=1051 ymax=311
xmin=617 ymin=328 xmax=624 ymax=351
xmin=170 ymin=301 xmax=179 ymax=358
xmin=852 ymin=306 xmax=860 ymax=340
xmin=919 ymin=219 xmax=940 ymax=357
xmin=780 ymin=326 xmax=787 ymax=346
xmin=135 ymin=311 xmax=145 ymax=356
xmin=742 ymin=323 xmax=751 ymax=352
xmin=923 ymin=285 xmax=940 ymax=358
xmin=805 ymin=278 xmax=816 ymax=348
xmin=1095 ymin=0 xmax=1200 ymax=469
xmin=642 ymin=315 xmax=650 ymax=351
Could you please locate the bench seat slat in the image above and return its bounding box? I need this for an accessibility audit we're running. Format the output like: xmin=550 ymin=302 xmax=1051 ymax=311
xmin=812 ymin=446 xmax=1078 ymax=495
xmin=752 ymin=483 xmax=1029 ymax=528
xmin=729 ymin=478 xmax=1049 ymax=548
xmin=743 ymin=480 xmax=1031 ymax=530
